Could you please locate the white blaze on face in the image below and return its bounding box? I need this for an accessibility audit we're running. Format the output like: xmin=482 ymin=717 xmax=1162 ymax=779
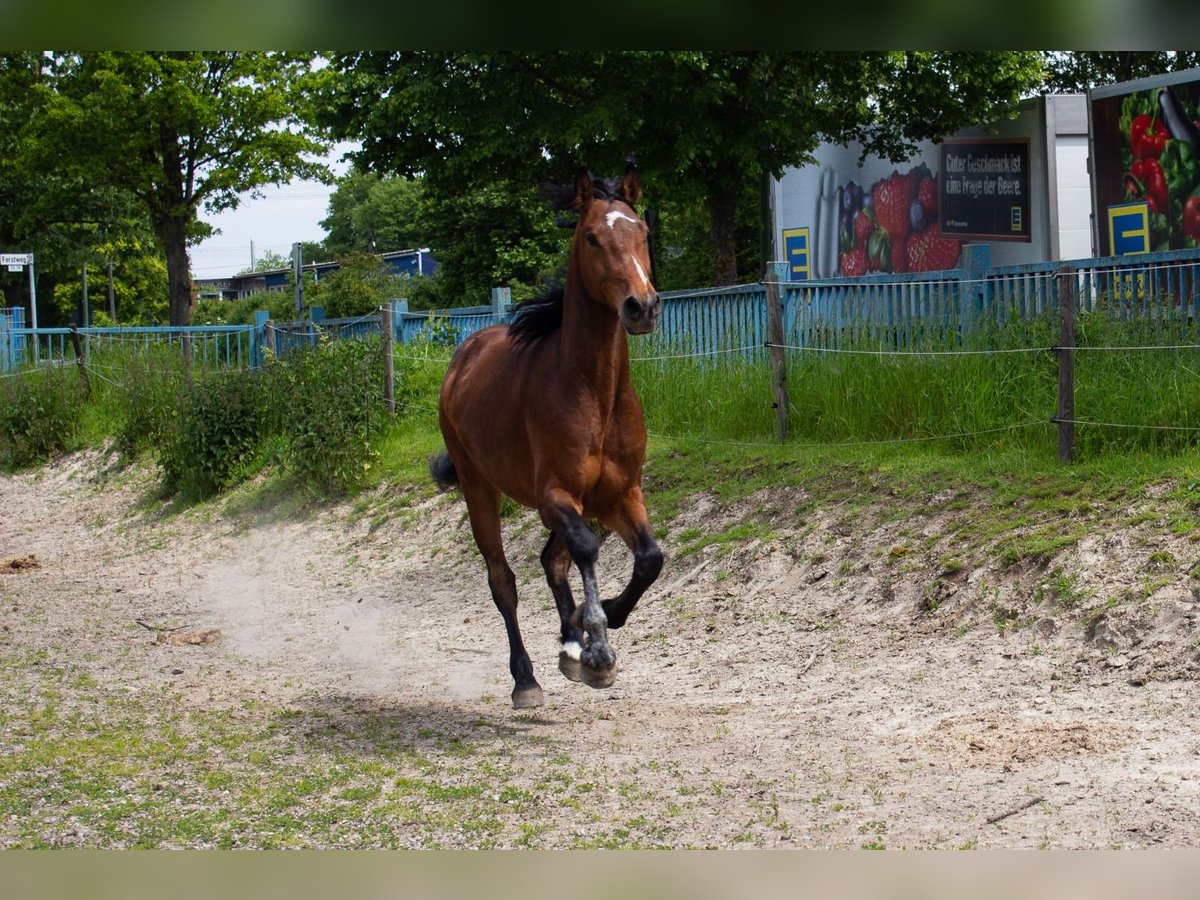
xmin=631 ymin=255 xmax=650 ymax=290
xmin=605 ymin=210 xmax=639 ymax=229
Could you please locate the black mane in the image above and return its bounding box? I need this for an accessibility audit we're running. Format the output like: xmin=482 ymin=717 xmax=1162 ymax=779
xmin=540 ymin=173 xmax=629 ymax=213
xmin=508 ymin=283 xmax=564 ymax=347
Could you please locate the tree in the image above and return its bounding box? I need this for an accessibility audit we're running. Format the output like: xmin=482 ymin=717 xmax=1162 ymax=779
xmin=1042 ymin=51 xmax=1200 ymax=93
xmin=320 ymin=51 xmax=1045 ymax=285
xmin=237 ymin=249 xmax=293 ymax=275
xmin=308 ymin=251 xmax=408 ymax=318
xmin=18 ymin=52 xmax=330 ymax=326
xmin=51 ymin=231 xmax=168 ymax=326
xmin=321 ymin=171 xmax=428 ymax=257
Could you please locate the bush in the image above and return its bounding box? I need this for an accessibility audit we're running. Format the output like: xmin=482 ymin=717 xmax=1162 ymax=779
xmin=109 ymin=345 xmax=186 ymax=460
xmin=274 ymin=336 xmax=386 ymax=493
xmin=0 ymin=366 xmax=86 ymax=470
xmin=309 ymin=252 xmax=408 ymax=320
xmin=159 ymin=369 xmax=267 ymax=501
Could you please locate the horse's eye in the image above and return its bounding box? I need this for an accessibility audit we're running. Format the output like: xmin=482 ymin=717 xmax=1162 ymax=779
xmin=585 ymin=232 xmax=599 ymax=247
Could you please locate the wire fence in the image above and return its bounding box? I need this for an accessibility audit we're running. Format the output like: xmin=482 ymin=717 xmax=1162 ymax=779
xmin=6 ymin=246 xmax=1200 ymax=458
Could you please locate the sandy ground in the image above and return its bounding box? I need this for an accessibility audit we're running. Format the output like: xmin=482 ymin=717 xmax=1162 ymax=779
xmin=3 ymin=450 xmax=1200 ymax=849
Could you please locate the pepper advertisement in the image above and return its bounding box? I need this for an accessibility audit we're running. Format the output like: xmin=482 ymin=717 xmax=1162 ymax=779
xmin=1091 ymin=70 xmax=1200 ymax=255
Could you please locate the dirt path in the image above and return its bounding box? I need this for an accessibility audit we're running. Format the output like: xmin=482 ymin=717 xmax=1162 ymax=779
xmin=3 ymin=451 xmax=1200 ymax=848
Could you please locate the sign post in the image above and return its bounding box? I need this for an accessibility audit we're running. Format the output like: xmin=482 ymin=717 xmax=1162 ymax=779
xmin=2 ymin=253 xmax=37 ymax=362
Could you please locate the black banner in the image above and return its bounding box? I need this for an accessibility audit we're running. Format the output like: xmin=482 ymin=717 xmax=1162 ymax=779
xmin=938 ymin=138 xmax=1031 ymax=242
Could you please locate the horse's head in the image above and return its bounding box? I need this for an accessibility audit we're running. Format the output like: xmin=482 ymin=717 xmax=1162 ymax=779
xmin=567 ymin=163 xmax=661 ymax=335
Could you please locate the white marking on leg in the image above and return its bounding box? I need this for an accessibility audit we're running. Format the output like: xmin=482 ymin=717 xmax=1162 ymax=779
xmin=561 ymin=640 xmax=582 ymax=661
xmin=605 ymin=210 xmax=638 ymax=229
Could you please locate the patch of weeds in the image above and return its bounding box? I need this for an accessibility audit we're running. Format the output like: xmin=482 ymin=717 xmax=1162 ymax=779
xmin=939 ymin=556 xmax=966 ymax=576
xmin=677 ymin=523 xmax=776 ymax=558
xmin=997 ymin=524 xmax=1088 ymax=567
xmin=1034 ymin=569 xmax=1089 ymax=609
xmin=1146 ymin=550 xmax=1177 ymax=571
xmin=991 ymin=606 xmax=1021 ymax=635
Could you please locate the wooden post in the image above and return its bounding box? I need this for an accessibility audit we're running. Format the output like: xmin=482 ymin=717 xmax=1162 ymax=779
xmin=382 ymin=302 xmax=395 ymax=415
xmin=1056 ymin=265 xmax=1076 ymax=464
xmin=765 ymin=265 xmax=789 ymax=442
xmin=69 ymin=326 xmax=90 ymax=397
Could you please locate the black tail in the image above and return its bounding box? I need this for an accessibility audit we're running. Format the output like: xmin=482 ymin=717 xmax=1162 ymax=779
xmin=430 ymin=451 xmax=459 ymax=492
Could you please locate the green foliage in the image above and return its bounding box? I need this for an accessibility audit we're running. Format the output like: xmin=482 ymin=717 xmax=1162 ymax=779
xmin=158 ymin=369 xmax=268 ymax=501
xmin=321 ymin=51 xmax=1044 ymax=286
xmin=50 ymin=241 xmax=169 ymax=326
xmin=272 ymin=337 xmax=386 ymax=493
xmin=193 ymin=292 xmax=300 ymax=327
xmin=321 ymin=171 xmax=428 ymax=257
xmin=414 ymin=180 xmax=569 ymax=307
xmin=1041 ymin=51 xmax=1200 ymax=93
xmin=106 ymin=345 xmax=186 ymax=460
xmin=16 ymin=52 xmax=331 ymax=325
xmin=0 ymin=366 xmax=86 ymax=470
xmin=308 ymin=252 xmax=408 ymax=319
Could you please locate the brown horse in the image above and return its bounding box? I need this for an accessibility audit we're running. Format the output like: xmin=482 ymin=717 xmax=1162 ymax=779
xmin=430 ymin=163 xmax=663 ymax=708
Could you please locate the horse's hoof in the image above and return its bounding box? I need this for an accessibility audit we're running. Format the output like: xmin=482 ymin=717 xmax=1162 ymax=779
xmin=558 ymin=645 xmax=584 ymax=683
xmin=579 ymin=664 xmax=617 ymax=690
xmin=511 ymin=684 xmax=545 ymax=709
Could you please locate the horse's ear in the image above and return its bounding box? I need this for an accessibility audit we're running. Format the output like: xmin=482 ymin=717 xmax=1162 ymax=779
xmin=620 ymin=160 xmax=643 ymax=205
xmin=572 ymin=168 xmax=594 ymax=210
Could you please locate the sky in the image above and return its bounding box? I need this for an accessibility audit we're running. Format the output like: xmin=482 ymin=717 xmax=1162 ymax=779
xmin=188 ymin=141 xmax=359 ymax=280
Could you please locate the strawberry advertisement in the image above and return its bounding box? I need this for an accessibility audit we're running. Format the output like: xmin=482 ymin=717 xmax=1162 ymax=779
xmin=1091 ymin=71 xmax=1200 ymax=255
xmin=833 ymin=163 xmax=965 ymax=277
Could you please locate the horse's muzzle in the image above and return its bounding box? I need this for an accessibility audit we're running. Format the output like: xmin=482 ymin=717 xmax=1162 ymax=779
xmin=621 ymin=294 xmax=662 ymax=335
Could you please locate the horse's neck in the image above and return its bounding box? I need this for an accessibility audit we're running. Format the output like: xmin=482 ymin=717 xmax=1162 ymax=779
xmin=559 ymin=280 xmax=630 ymax=410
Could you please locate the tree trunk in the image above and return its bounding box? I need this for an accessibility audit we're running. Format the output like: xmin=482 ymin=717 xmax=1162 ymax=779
xmin=710 ymin=181 xmax=739 ymax=286
xmin=162 ymin=214 xmax=193 ymax=327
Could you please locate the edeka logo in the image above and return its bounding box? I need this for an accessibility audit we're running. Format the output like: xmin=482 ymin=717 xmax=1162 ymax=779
xmin=1108 ymin=202 xmax=1150 ymax=256
xmin=783 ymin=227 xmax=810 ymax=281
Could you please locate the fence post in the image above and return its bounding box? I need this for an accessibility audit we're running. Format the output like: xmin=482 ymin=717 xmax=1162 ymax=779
xmin=0 ymin=309 xmax=9 ymax=373
xmin=958 ymin=243 xmax=990 ymax=338
xmin=382 ymin=302 xmax=395 ymax=415
xmin=765 ymin=263 xmax=789 ymax=443
xmin=1055 ymin=264 xmax=1076 ymax=464
xmin=252 ymin=309 xmax=270 ymax=369
xmin=69 ymin=326 xmax=90 ymax=397
xmin=491 ymin=287 xmax=512 ymax=321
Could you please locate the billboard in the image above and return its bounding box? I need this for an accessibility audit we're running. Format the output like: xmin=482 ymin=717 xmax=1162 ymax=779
xmin=938 ymin=138 xmax=1031 ymax=242
xmin=1090 ymin=69 xmax=1200 ymax=256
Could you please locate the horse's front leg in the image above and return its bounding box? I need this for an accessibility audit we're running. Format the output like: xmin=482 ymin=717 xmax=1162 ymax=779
xmin=542 ymin=495 xmax=617 ymax=689
xmin=602 ymin=493 xmax=664 ymax=629
xmin=541 ymin=531 xmax=586 ymax=683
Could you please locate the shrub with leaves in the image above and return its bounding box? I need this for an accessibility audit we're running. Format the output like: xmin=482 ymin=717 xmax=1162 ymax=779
xmin=275 ymin=336 xmax=385 ymax=493
xmin=0 ymin=366 xmax=86 ymax=470
xmin=110 ymin=345 xmax=186 ymax=460
xmin=159 ymin=369 xmax=267 ymax=501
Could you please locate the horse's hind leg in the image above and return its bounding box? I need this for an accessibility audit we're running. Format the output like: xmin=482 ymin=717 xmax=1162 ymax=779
xmin=461 ymin=481 xmax=543 ymax=709
xmin=541 ymin=531 xmax=586 ymax=683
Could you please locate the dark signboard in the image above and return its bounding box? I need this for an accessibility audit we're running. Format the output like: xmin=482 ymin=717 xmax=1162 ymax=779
xmin=1090 ymin=69 xmax=1200 ymax=256
xmin=938 ymin=137 xmax=1031 ymax=242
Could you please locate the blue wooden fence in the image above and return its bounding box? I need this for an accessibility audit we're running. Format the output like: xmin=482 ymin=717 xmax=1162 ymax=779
xmin=5 ymin=248 xmax=1200 ymax=375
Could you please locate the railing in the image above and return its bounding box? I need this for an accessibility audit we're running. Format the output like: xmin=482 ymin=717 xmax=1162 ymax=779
xmin=5 ymin=248 xmax=1200 ymax=375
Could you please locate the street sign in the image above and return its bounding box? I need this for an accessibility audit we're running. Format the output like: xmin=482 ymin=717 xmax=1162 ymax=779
xmin=1 ymin=253 xmax=32 ymax=267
